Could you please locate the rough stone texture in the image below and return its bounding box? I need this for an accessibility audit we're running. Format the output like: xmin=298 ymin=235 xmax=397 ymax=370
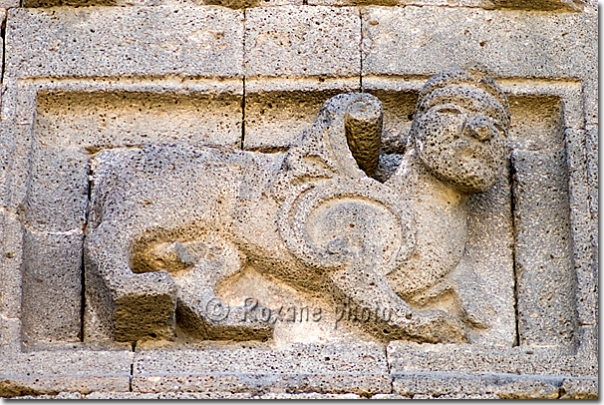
xmin=0 ymin=1 xmax=597 ymax=400
xmin=393 ymin=373 xmax=564 ymax=399
xmin=361 ymin=7 xmax=596 ymax=81
xmin=245 ymin=6 xmax=361 ymax=79
xmin=22 ymin=146 xmax=89 ymax=233
xmin=21 ymin=229 xmax=84 ymax=344
xmin=5 ymin=6 xmax=244 ymax=79
xmin=559 ymin=377 xmax=599 ymax=399
xmin=309 ymin=0 xmax=588 ymax=10
xmin=511 ymin=149 xmax=577 ymax=347
xmin=85 ymin=92 xmax=471 ymax=345
xmin=564 ymin=129 xmax=597 ymax=327
xmin=11 ymin=392 xmax=83 ymax=399
xmin=132 ymin=342 xmax=390 ymax=395
xmin=388 ymin=342 xmax=595 ymax=377
xmin=0 ymin=210 xmax=22 ymax=321
xmin=0 ymin=316 xmax=21 ymax=354
xmin=0 ymin=350 xmax=132 ymax=398
xmin=244 ymin=79 xmax=360 ymax=151
xmin=34 ymin=86 xmax=243 ymax=150
xmin=485 ymin=0 xmax=587 ymax=11
xmin=22 ymin=0 xmax=299 ymax=8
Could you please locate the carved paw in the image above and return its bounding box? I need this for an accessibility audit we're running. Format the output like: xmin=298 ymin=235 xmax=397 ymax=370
xmin=404 ymin=310 xmax=467 ymax=344
xmin=113 ymin=271 xmax=179 ymax=342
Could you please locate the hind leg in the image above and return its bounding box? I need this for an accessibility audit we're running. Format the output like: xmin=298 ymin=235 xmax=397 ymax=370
xmin=158 ymin=235 xmax=274 ymax=341
xmin=85 ymin=223 xmax=178 ymax=343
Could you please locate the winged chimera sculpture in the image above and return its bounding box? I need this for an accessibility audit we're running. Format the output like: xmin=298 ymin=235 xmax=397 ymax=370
xmin=85 ymin=70 xmax=509 ymax=345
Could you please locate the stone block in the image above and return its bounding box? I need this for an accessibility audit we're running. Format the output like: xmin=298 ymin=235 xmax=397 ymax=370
xmin=257 ymin=393 xmax=361 ymax=399
xmin=11 ymin=392 xmax=83 ymax=399
xmin=5 ymin=6 xmax=244 ymax=79
xmin=0 ymin=350 xmax=132 ymax=398
xmin=22 ymin=0 xmax=299 ymax=8
xmin=511 ymin=149 xmax=577 ymax=347
xmin=361 ymin=7 xmax=596 ymax=81
xmin=387 ymin=342 xmax=593 ymax=377
xmin=21 ymin=228 xmax=84 ymax=344
xmin=392 ymin=373 xmax=562 ymax=399
xmin=310 ymin=0 xmax=481 ymax=6
xmin=22 ymin=146 xmax=89 ymax=233
xmin=0 ymin=210 xmax=22 ymax=319
xmin=244 ymin=78 xmax=359 ymax=151
xmin=132 ymin=342 xmax=390 ymax=395
xmin=1 ymin=123 xmax=33 ymax=213
xmin=245 ymin=6 xmax=361 ymax=79
xmin=485 ymin=0 xmax=586 ymax=11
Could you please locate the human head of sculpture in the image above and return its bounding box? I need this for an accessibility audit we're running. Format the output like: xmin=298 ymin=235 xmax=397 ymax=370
xmin=409 ymin=69 xmax=511 ymax=194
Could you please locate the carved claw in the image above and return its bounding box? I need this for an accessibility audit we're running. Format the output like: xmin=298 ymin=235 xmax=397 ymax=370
xmin=177 ymin=296 xmax=274 ymax=342
xmin=405 ymin=309 xmax=468 ymax=344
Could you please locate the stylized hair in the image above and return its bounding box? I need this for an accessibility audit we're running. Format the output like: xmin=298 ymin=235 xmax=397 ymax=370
xmin=414 ymin=69 xmax=511 ymax=131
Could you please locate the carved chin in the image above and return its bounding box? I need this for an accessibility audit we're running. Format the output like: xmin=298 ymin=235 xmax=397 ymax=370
xmin=427 ymin=160 xmax=500 ymax=194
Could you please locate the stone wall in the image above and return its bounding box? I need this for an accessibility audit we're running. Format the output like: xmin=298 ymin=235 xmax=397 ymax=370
xmin=0 ymin=0 xmax=598 ymax=398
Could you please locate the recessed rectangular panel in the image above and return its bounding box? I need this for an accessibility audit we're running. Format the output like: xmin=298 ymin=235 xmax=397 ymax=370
xmin=35 ymin=91 xmax=243 ymax=149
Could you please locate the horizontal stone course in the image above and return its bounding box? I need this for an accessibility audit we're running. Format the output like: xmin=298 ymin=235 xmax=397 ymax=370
xmin=244 ymin=5 xmax=361 ymax=79
xmin=361 ymin=6 xmax=596 ymax=80
xmin=6 ymin=6 xmax=244 ymax=79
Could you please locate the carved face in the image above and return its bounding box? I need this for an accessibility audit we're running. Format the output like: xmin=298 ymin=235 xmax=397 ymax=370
xmin=412 ymin=84 xmax=508 ymax=194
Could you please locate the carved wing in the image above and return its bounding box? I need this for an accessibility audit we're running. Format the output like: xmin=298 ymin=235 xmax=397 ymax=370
xmin=276 ymin=93 xmax=416 ymax=275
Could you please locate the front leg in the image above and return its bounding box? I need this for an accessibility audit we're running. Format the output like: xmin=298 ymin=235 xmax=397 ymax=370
xmin=448 ymin=257 xmax=493 ymax=329
xmin=327 ymin=264 xmax=467 ymax=343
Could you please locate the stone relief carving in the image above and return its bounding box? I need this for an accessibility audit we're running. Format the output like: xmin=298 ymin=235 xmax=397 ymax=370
xmin=84 ymin=70 xmax=510 ymax=346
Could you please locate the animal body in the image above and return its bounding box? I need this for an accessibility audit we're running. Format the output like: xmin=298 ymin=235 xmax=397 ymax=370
xmin=84 ymin=93 xmax=467 ymax=344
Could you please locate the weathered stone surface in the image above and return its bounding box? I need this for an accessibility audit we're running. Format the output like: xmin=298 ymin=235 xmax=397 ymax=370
xmin=22 ymin=146 xmax=89 ymax=233
xmin=559 ymin=377 xmax=598 ymax=399
xmin=6 ymin=6 xmax=244 ymax=79
xmin=361 ymin=7 xmax=596 ymax=81
xmin=244 ymin=79 xmax=360 ymax=151
xmin=0 ymin=350 xmax=132 ymax=398
xmin=0 ymin=210 xmax=22 ymax=319
xmin=393 ymin=372 xmax=563 ymax=399
xmin=85 ymin=91 xmax=481 ymax=346
xmin=21 ymin=229 xmax=84 ymax=344
xmin=23 ymin=0 xmax=299 ymax=8
xmin=132 ymin=342 xmax=390 ymax=395
xmin=11 ymin=392 xmax=83 ymax=399
xmin=585 ymin=125 xmax=598 ymax=259
xmin=388 ymin=342 xmax=594 ymax=377
xmin=563 ymin=129 xmax=597 ymax=327
xmin=245 ymin=6 xmax=361 ymax=79
xmin=35 ymin=85 xmax=243 ymax=150
xmin=0 ymin=1 xmax=597 ymax=396
xmin=511 ymin=149 xmax=577 ymax=347
xmin=0 ymin=316 xmax=21 ymax=354
xmin=485 ymin=0 xmax=586 ymax=11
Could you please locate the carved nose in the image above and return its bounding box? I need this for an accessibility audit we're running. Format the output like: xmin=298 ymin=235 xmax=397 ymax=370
xmin=464 ymin=115 xmax=494 ymax=142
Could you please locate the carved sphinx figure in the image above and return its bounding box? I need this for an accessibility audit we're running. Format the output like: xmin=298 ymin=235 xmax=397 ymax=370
xmin=385 ymin=70 xmax=510 ymax=328
xmin=84 ymin=70 xmax=509 ymax=345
